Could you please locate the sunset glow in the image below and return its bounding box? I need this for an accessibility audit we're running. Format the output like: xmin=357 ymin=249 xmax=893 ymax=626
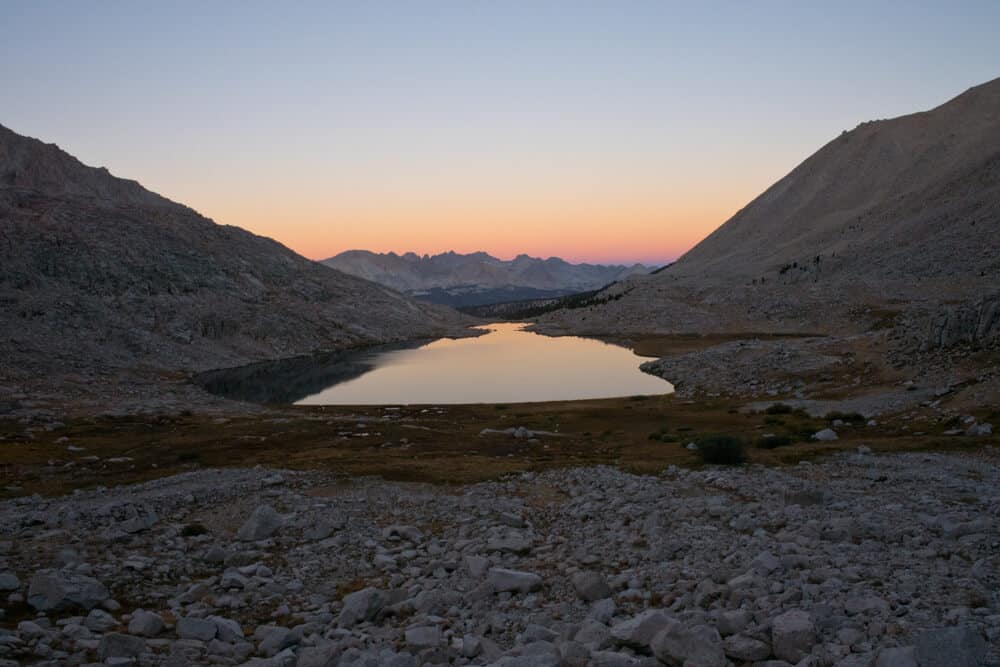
xmin=4 ymin=2 xmax=998 ymax=265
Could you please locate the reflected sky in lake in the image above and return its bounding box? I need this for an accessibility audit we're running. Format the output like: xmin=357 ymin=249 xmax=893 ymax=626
xmin=296 ymin=322 xmax=672 ymax=405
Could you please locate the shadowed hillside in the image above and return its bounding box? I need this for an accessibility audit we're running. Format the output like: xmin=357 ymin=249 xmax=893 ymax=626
xmin=0 ymin=125 xmax=467 ymax=394
xmin=539 ymin=78 xmax=1000 ymax=348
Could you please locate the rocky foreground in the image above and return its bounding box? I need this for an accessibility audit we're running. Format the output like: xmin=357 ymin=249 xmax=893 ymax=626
xmin=0 ymin=451 xmax=996 ymax=667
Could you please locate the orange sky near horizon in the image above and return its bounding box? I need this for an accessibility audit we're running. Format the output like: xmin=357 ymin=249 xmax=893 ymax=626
xmin=220 ymin=192 xmax=748 ymax=265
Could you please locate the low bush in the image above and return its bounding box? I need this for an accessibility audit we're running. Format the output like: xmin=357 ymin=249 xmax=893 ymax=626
xmin=696 ymin=436 xmax=745 ymax=465
xmin=756 ymin=434 xmax=794 ymax=449
xmin=648 ymin=427 xmax=677 ymax=442
xmin=181 ymin=523 xmax=208 ymax=537
xmin=765 ymin=403 xmax=794 ymax=415
xmin=824 ymin=411 xmax=865 ymax=423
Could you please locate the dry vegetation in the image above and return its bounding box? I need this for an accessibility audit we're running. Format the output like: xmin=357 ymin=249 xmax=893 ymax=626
xmin=2 ymin=392 xmax=994 ymax=499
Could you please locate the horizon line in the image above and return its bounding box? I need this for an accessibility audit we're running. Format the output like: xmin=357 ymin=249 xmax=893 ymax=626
xmin=318 ymin=248 xmax=677 ymax=267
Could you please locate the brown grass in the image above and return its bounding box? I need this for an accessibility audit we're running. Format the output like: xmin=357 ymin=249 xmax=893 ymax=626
xmin=1 ymin=393 xmax=994 ymax=498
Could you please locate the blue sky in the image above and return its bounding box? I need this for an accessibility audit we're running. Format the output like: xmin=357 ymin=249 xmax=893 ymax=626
xmin=3 ymin=1 xmax=998 ymax=263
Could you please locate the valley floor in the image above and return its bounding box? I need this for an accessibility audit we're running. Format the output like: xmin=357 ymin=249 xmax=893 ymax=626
xmin=0 ymin=329 xmax=997 ymax=665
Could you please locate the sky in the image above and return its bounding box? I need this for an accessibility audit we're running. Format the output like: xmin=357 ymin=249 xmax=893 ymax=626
xmin=3 ymin=2 xmax=998 ymax=265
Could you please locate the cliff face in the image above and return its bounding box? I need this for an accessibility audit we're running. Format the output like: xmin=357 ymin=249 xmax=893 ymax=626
xmin=0 ymin=124 xmax=466 ymax=387
xmin=917 ymin=294 xmax=1000 ymax=350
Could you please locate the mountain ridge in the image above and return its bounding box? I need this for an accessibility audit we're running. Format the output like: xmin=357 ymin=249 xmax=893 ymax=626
xmin=323 ymin=249 xmax=651 ymax=307
xmin=0 ymin=123 xmax=468 ymax=410
xmin=536 ymin=77 xmax=1000 ymax=348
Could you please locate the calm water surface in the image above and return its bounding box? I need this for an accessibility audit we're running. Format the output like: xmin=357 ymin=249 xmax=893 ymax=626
xmin=294 ymin=323 xmax=672 ymax=405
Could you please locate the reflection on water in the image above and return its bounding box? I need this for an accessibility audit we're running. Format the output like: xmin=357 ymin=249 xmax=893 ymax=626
xmin=199 ymin=323 xmax=673 ymax=405
xmin=195 ymin=339 xmax=430 ymax=405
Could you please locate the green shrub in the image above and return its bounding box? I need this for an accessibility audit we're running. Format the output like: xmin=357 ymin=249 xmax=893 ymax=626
xmin=181 ymin=523 xmax=208 ymax=537
xmin=765 ymin=403 xmax=794 ymax=415
xmin=647 ymin=427 xmax=677 ymax=443
xmin=696 ymin=436 xmax=745 ymax=465
xmin=756 ymin=434 xmax=794 ymax=449
xmin=824 ymin=411 xmax=865 ymax=423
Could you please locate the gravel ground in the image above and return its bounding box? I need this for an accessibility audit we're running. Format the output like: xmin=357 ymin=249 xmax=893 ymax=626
xmin=0 ymin=448 xmax=996 ymax=666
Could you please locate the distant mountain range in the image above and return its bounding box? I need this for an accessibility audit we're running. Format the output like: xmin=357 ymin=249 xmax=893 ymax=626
xmin=323 ymin=250 xmax=652 ymax=307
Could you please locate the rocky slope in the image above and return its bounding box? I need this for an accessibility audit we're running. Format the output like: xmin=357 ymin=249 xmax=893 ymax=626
xmin=537 ymin=78 xmax=1000 ymax=348
xmin=0 ymin=449 xmax=995 ymax=666
xmin=323 ymin=251 xmax=649 ymax=307
xmin=0 ymin=125 xmax=467 ymax=402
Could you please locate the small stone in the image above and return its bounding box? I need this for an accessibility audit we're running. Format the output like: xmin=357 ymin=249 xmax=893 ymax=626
xmin=651 ymin=623 xmax=726 ymax=667
xmin=404 ymin=625 xmax=441 ymax=649
xmin=84 ymin=608 xmax=117 ymax=632
xmin=589 ymin=598 xmax=617 ymax=624
xmin=236 ymin=504 xmax=283 ymax=541
xmin=338 ymin=587 xmax=387 ymax=627
xmin=0 ymin=572 xmax=20 ymax=591
xmin=914 ymin=626 xmax=986 ymax=667
xmin=717 ymin=609 xmax=751 ymax=636
xmin=259 ymin=625 xmax=295 ymax=656
xmin=572 ymin=571 xmax=612 ymax=601
xmin=461 ymin=634 xmax=484 ymax=658
xmin=611 ymin=609 xmax=676 ymax=649
xmin=772 ymin=609 xmax=816 ymax=663
xmin=812 ymin=428 xmax=838 ymax=441
xmin=176 ymin=616 xmax=217 ymax=641
xmin=486 ymin=534 xmax=532 ymax=554
xmin=27 ymin=570 xmax=109 ymax=611
xmin=969 ymin=422 xmax=993 ymax=436
xmin=464 ymin=555 xmax=490 ymax=578
xmin=723 ymin=634 xmax=771 ymax=661
xmin=845 ymin=595 xmax=890 ymax=616
xmin=208 ymin=615 xmax=244 ymax=643
xmin=875 ymin=645 xmax=918 ymax=667
xmin=97 ymin=632 xmax=145 ymax=660
xmin=382 ymin=524 xmax=423 ymax=542
xmin=487 ymin=568 xmax=542 ymax=593
xmin=127 ymin=610 xmax=164 ymax=637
